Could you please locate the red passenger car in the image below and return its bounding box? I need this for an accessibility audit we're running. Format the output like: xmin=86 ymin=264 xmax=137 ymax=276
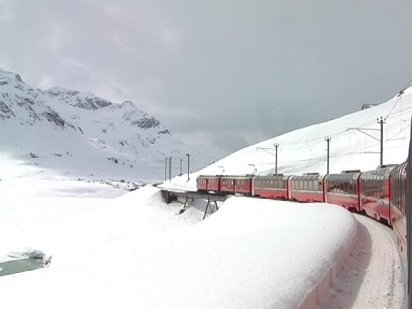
xmin=197 ymin=176 xmax=208 ymax=192
xmin=359 ymin=165 xmax=397 ymax=225
xmin=289 ymin=174 xmax=325 ymax=202
xmin=220 ymin=176 xmax=253 ymax=195
xmin=324 ymin=171 xmax=361 ymax=211
xmin=196 ymin=175 xmax=221 ymax=193
xmin=252 ymin=174 xmax=290 ymax=199
xmin=389 ymin=162 xmax=407 ymax=255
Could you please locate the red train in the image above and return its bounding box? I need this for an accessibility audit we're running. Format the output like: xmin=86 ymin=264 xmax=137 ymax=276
xmin=196 ymin=162 xmax=408 ymax=256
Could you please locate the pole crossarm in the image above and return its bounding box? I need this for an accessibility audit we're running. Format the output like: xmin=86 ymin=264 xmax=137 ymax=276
xmin=346 ymin=127 xmax=380 ymax=141
xmin=256 ymin=147 xmax=277 ymax=157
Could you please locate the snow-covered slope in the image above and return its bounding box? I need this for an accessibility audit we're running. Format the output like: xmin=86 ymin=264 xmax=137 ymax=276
xmin=165 ymin=86 xmax=412 ymax=191
xmin=0 ymin=68 xmax=211 ymax=182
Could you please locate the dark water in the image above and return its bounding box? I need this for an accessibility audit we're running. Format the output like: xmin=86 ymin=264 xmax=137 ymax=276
xmin=0 ymin=258 xmax=44 ymax=276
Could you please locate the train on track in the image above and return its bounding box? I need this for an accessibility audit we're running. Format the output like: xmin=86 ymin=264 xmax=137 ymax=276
xmin=197 ymin=161 xmax=407 ymax=257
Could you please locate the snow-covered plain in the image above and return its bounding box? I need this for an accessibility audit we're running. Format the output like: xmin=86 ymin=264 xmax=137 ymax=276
xmin=1 ymin=87 xmax=411 ymax=308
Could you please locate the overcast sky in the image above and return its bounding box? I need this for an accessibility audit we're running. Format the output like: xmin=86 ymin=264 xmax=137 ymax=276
xmin=1 ymin=0 xmax=411 ymax=158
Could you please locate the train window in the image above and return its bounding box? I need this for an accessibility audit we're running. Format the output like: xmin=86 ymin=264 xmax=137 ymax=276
xmin=308 ymin=180 xmax=313 ymax=191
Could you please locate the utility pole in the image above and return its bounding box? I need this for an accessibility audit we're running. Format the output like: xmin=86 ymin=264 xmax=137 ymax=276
xmin=377 ymin=117 xmax=386 ymax=166
xmin=274 ymin=143 xmax=279 ymax=174
xmin=164 ymin=158 xmax=167 ymax=181
xmin=325 ymin=136 xmax=331 ymax=174
xmin=169 ymin=157 xmax=172 ymax=181
xmin=186 ymin=153 xmax=190 ymax=181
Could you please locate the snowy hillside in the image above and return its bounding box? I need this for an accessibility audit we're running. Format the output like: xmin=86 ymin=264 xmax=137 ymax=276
xmin=0 ymin=68 xmax=211 ymax=182
xmin=165 ymin=86 xmax=412 ymax=191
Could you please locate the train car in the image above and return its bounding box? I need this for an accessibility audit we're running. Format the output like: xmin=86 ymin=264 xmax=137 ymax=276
xmin=289 ymin=173 xmax=325 ymax=202
xmin=220 ymin=176 xmax=253 ymax=195
xmin=324 ymin=171 xmax=361 ymax=211
xmin=196 ymin=175 xmax=222 ymax=193
xmin=207 ymin=176 xmax=222 ymax=192
xmin=252 ymin=174 xmax=290 ymax=199
xmin=359 ymin=165 xmax=397 ymax=225
xmin=196 ymin=175 xmax=208 ymax=192
xmin=389 ymin=161 xmax=407 ymax=255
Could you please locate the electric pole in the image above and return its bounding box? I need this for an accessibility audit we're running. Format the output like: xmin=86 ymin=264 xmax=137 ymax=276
xmin=325 ymin=136 xmax=331 ymax=174
xmin=186 ymin=153 xmax=190 ymax=181
xmin=377 ymin=117 xmax=386 ymax=166
xmin=169 ymin=157 xmax=172 ymax=181
xmin=274 ymin=143 xmax=279 ymax=174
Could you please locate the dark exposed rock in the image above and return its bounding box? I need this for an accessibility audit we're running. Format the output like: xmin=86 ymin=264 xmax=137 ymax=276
xmin=108 ymin=157 xmax=119 ymax=164
xmin=74 ymin=97 xmax=112 ymax=110
xmin=17 ymin=97 xmax=35 ymax=106
xmin=42 ymin=109 xmax=67 ymax=128
xmin=15 ymin=74 xmax=23 ymax=83
xmin=0 ymin=100 xmax=15 ymax=119
xmin=135 ymin=117 xmax=160 ymax=129
xmin=158 ymin=129 xmax=170 ymax=135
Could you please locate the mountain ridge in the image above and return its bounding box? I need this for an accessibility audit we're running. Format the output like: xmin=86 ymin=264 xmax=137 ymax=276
xmin=0 ymin=68 xmax=210 ymax=182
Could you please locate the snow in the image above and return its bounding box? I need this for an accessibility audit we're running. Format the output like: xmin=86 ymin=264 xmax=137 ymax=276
xmin=318 ymin=214 xmax=406 ymax=308
xmin=0 ymin=167 xmax=356 ymax=308
xmin=0 ymin=85 xmax=410 ymax=307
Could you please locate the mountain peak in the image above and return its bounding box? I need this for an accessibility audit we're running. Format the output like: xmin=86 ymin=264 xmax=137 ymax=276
xmin=0 ymin=68 xmax=31 ymax=90
xmin=0 ymin=68 xmax=211 ymax=181
xmin=46 ymin=87 xmax=112 ymax=110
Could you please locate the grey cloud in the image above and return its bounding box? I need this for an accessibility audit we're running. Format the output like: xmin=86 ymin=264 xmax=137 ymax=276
xmin=0 ymin=0 xmax=411 ymax=160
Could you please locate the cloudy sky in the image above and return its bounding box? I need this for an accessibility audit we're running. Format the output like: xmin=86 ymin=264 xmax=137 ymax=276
xmin=1 ymin=0 xmax=411 ymax=158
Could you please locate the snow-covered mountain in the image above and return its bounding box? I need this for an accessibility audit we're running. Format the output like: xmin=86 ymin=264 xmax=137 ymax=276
xmin=0 ymin=68 xmax=211 ymax=182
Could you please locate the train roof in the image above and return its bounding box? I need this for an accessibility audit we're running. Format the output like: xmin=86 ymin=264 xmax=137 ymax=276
xmin=340 ymin=169 xmax=361 ymax=174
xmin=254 ymin=174 xmax=286 ymax=178
xmin=197 ymin=175 xmax=223 ymax=178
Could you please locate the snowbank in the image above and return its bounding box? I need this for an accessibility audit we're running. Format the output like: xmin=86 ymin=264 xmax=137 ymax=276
xmin=0 ymin=188 xmax=357 ymax=308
